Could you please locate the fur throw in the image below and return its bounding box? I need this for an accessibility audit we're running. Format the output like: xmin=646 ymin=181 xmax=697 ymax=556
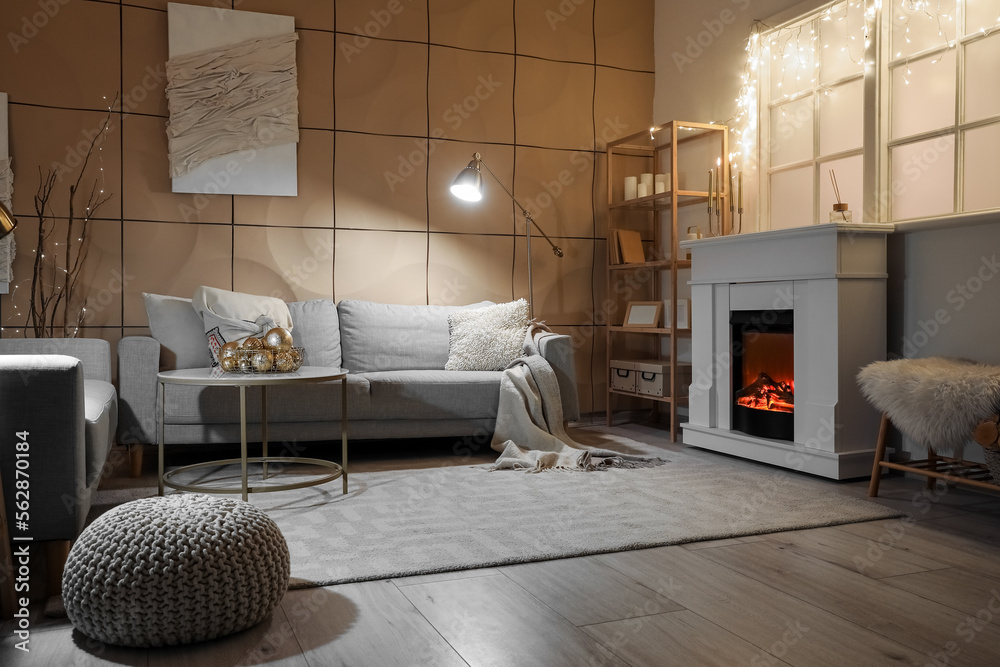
xmin=857 ymin=358 xmax=1000 ymax=456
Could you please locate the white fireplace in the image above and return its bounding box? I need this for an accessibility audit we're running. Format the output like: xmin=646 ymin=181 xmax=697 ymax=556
xmin=680 ymin=222 xmax=895 ymax=479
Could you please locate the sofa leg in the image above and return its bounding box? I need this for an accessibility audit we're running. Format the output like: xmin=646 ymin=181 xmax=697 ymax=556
xmin=129 ymin=443 xmax=144 ymax=478
xmin=45 ymin=540 xmax=71 ymax=598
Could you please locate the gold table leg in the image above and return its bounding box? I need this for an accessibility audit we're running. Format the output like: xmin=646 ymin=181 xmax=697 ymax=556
xmin=240 ymin=385 xmax=248 ymax=502
xmin=342 ymin=376 xmax=348 ymax=494
xmin=158 ymin=381 xmax=165 ymax=497
xmin=262 ymin=386 xmax=269 ymax=480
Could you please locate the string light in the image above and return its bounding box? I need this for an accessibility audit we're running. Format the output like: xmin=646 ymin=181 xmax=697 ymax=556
xmin=728 ymin=0 xmax=1000 ymax=178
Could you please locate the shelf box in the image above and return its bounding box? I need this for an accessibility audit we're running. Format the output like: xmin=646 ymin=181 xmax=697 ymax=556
xmin=610 ymin=360 xmax=638 ymax=393
xmin=635 ymin=361 xmax=692 ymax=398
xmin=611 ymin=359 xmax=692 ymax=398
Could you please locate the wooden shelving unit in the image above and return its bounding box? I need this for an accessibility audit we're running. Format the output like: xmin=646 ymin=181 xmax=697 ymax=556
xmin=605 ymin=121 xmax=729 ymax=441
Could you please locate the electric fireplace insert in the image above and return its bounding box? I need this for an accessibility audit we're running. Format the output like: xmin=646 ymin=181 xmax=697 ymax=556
xmin=730 ymin=310 xmax=794 ymax=441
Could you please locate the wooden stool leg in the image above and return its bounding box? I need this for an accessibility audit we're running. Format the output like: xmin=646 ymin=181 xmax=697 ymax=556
xmin=926 ymin=446 xmax=939 ymax=490
xmin=868 ymin=414 xmax=890 ymax=497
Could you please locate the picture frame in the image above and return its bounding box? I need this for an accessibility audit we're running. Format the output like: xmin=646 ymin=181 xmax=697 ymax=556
xmin=623 ymin=301 xmax=663 ymax=328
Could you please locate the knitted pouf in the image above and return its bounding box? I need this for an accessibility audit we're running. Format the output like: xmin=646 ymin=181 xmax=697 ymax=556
xmin=62 ymin=494 xmax=290 ymax=647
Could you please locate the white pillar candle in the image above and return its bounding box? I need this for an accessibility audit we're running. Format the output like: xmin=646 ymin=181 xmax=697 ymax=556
xmin=654 ymin=181 xmax=666 ymax=194
xmin=636 ymin=182 xmax=649 ymax=198
xmin=624 ymin=176 xmax=637 ymax=200
xmin=640 ymin=173 xmax=654 ymax=190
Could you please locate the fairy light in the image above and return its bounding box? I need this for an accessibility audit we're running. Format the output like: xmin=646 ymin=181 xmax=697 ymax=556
xmin=5 ymin=95 xmax=116 ymax=336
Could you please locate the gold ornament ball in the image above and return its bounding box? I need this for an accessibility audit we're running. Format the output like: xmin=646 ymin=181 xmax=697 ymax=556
xmin=219 ymin=356 xmax=237 ymax=372
xmin=237 ymin=356 xmax=253 ymax=373
xmin=289 ymin=347 xmax=304 ymax=369
xmin=242 ymin=336 xmax=264 ymax=350
xmin=251 ymin=349 xmax=274 ymax=373
xmin=264 ymin=327 xmax=294 ymax=352
xmin=219 ymin=341 xmax=241 ymax=362
xmin=274 ymin=351 xmax=295 ymax=372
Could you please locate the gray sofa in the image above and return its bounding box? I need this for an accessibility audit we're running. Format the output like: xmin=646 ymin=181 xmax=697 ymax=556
xmin=117 ymin=299 xmax=579 ymax=450
xmin=0 ymin=338 xmax=117 ymax=542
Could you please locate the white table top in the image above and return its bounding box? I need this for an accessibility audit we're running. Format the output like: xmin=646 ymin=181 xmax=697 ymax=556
xmin=158 ymin=366 xmax=349 ymax=386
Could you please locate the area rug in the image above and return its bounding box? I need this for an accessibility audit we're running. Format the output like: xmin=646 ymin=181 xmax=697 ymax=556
xmin=115 ymin=432 xmax=903 ymax=588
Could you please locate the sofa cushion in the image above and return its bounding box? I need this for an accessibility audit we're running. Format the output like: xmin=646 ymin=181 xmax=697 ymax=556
xmin=363 ymin=370 xmax=502 ymax=420
xmin=287 ymin=300 xmax=341 ymax=369
xmin=84 ymin=380 xmax=117 ymax=488
xmin=338 ymin=300 xmax=492 ymax=373
xmin=143 ymin=293 xmax=211 ymax=370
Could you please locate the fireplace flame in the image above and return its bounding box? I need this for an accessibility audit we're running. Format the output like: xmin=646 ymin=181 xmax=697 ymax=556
xmin=735 ymin=372 xmax=794 ymax=413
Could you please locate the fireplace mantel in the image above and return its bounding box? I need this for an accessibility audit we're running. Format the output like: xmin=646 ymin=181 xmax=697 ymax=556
xmin=680 ymin=222 xmax=894 ymax=479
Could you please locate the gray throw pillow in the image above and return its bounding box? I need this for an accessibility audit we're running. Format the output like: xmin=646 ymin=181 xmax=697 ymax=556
xmin=142 ymin=293 xmax=212 ymax=370
xmin=445 ymin=299 xmax=529 ymax=371
xmin=287 ymin=300 xmax=342 ymax=369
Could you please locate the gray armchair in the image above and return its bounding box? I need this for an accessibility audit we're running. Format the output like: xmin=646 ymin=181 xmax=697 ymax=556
xmin=0 ymin=338 xmax=117 ymax=542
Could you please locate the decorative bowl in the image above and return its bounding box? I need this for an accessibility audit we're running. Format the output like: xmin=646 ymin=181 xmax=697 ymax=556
xmin=221 ymin=346 xmax=305 ymax=373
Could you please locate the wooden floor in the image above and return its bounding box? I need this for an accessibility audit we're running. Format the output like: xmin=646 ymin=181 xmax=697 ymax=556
xmin=5 ymin=423 xmax=1000 ymax=666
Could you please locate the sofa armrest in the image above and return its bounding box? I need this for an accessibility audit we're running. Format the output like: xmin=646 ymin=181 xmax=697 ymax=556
xmin=117 ymin=336 xmax=161 ymax=446
xmin=0 ymin=355 xmax=88 ymax=541
xmin=533 ymin=332 xmax=581 ymax=422
xmin=0 ymin=337 xmax=111 ymax=383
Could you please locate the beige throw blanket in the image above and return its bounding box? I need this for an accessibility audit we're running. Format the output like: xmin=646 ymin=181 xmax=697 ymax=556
xmin=491 ymin=328 xmax=664 ymax=472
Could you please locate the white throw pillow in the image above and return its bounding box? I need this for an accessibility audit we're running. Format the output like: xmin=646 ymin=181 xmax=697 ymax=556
xmin=445 ymin=299 xmax=529 ymax=371
xmin=192 ymin=286 xmax=293 ymax=365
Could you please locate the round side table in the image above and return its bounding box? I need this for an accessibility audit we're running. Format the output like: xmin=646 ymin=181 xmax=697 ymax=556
xmin=157 ymin=366 xmax=349 ymax=501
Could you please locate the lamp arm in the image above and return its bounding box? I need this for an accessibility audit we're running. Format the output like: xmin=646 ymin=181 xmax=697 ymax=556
xmin=478 ymin=157 xmax=564 ymax=257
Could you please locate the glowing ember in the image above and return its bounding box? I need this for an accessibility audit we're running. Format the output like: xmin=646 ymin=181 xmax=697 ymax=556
xmin=735 ymin=372 xmax=794 ymax=413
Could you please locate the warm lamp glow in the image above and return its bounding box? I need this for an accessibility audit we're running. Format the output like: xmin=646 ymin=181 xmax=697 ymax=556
xmin=450 ymin=182 xmax=482 ymax=202
xmin=450 ymin=157 xmax=483 ymax=202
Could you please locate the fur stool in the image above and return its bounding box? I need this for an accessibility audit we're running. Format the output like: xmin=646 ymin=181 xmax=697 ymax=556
xmin=858 ymin=357 xmax=1000 ymax=496
xmin=62 ymin=494 xmax=289 ymax=647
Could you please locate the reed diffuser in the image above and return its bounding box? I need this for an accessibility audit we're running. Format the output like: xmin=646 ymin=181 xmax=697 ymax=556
xmin=829 ymin=171 xmax=852 ymax=223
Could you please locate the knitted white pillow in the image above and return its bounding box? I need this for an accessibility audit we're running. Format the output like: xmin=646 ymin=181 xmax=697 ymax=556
xmin=446 ymin=299 xmax=529 ymax=371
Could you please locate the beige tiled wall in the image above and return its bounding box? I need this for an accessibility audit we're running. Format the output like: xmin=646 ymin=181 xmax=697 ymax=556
xmin=0 ymin=0 xmax=654 ymax=413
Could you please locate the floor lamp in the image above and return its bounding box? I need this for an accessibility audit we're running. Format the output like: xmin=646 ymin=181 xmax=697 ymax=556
xmin=0 ymin=200 xmax=15 ymax=238
xmin=450 ymin=152 xmax=562 ymax=319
